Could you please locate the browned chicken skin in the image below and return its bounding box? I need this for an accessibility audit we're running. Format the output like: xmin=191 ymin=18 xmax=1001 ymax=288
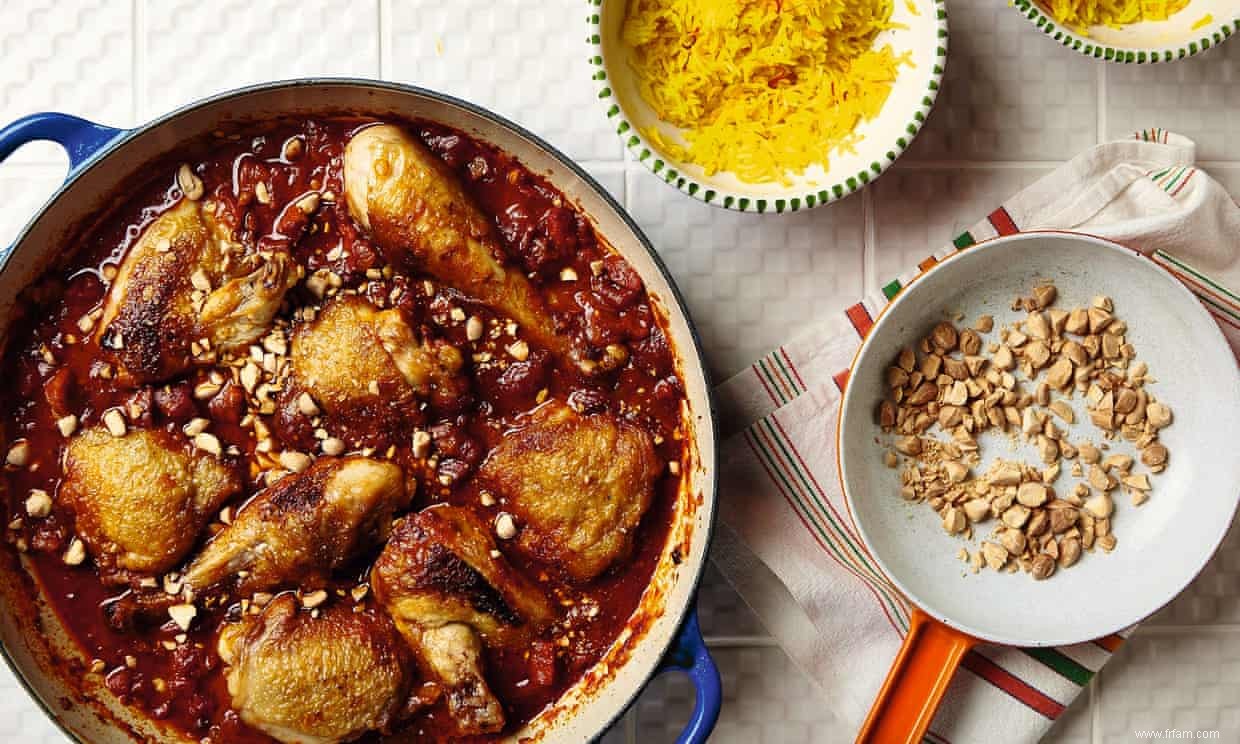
xmin=277 ymin=295 xmax=467 ymax=446
xmin=102 ymin=455 xmax=408 ymax=630
xmin=97 ymin=198 xmax=301 ymax=384
xmin=179 ymin=456 xmax=408 ymax=598
xmin=371 ymin=505 xmax=555 ymax=736
xmin=478 ymin=401 xmax=660 ymax=582
xmin=342 ymin=124 xmax=566 ymax=356
xmin=60 ymin=426 xmax=241 ymax=583
xmin=218 ymin=594 xmax=417 ymax=744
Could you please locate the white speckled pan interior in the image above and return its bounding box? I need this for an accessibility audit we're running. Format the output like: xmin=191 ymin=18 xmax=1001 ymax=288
xmin=839 ymin=232 xmax=1240 ymax=647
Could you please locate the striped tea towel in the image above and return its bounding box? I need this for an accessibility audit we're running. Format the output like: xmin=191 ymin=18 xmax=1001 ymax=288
xmin=711 ymin=130 xmax=1240 ymax=744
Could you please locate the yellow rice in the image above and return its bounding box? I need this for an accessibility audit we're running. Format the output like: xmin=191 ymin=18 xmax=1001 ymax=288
xmin=621 ymin=0 xmax=907 ymax=185
xmin=1042 ymin=0 xmax=1189 ymax=28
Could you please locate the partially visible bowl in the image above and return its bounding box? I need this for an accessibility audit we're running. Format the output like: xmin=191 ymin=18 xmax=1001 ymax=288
xmin=1013 ymin=0 xmax=1240 ymax=63
xmin=588 ymin=0 xmax=948 ymax=213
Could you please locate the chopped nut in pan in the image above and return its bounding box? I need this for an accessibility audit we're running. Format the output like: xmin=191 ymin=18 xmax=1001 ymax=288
xmin=877 ymin=282 xmax=1173 ymax=580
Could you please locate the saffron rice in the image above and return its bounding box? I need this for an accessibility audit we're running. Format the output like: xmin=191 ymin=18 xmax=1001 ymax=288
xmin=622 ymin=0 xmax=908 ymax=185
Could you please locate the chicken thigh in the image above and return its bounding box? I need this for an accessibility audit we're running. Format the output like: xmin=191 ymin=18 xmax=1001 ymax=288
xmin=97 ymin=197 xmax=301 ymax=384
xmin=218 ymin=594 xmax=415 ymax=744
xmin=371 ymin=505 xmax=554 ymax=735
xmin=343 ymin=124 xmax=565 ymax=355
xmin=478 ymin=401 xmax=660 ymax=582
xmin=277 ymin=296 xmax=467 ymax=445
xmin=104 ymin=456 xmax=407 ymax=629
xmin=61 ymin=426 xmax=241 ymax=582
xmin=179 ymin=456 xmax=407 ymax=598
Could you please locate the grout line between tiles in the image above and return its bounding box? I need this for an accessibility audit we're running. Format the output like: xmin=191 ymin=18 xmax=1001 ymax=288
xmin=862 ymin=185 xmax=875 ymax=295
xmin=1096 ymin=61 xmax=1108 ymax=145
xmin=378 ymin=0 xmax=392 ymax=79
xmin=1090 ymin=677 xmax=1102 ymax=744
xmin=133 ymin=0 xmax=146 ymax=122
xmin=623 ymin=165 xmax=636 ymax=213
xmin=625 ymin=707 xmax=637 ymax=744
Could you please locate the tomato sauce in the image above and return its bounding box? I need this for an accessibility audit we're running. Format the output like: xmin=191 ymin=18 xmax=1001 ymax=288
xmin=0 ymin=118 xmax=687 ymax=742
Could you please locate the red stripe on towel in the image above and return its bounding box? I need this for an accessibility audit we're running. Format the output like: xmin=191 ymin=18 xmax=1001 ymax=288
xmin=1094 ymin=634 xmax=1124 ymax=653
xmin=987 ymin=206 xmax=1020 ymax=236
xmin=845 ymin=303 xmax=873 ymax=337
xmin=780 ymin=346 xmax=808 ymax=391
xmin=961 ymin=652 xmax=1065 ymax=720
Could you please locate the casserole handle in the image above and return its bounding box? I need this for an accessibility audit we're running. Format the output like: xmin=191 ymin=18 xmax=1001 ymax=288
xmin=656 ymin=610 xmax=721 ymax=743
xmin=854 ymin=608 xmax=978 ymax=744
xmin=0 ymin=112 xmax=127 ymax=172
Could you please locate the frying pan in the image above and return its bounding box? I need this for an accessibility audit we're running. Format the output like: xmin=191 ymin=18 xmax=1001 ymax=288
xmin=0 ymin=80 xmax=720 ymax=743
xmin=837 ymin=232 xmax=1240 ymax=743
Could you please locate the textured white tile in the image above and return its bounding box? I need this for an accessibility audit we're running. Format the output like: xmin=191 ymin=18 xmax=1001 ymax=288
xmin=1099 ymin=631 xmax=1240 ymax=744
xmin=1108 ymin=42 xmax=1240 ymax=159
xmin=0 ymin=169 xmax=65 ymax=250
xmin=628 ymin=168 xmax=865 ymax=380
xmin=906 ymin=0 xmax=1098 ymax=161
xmin=143 ymin=0 xmax=380 ymax=118
xmin=387 ymin=0 xmax=623 ymax=162
xmin=869 ymin=166 xmax=1051 ymax=293
xmin=581 ymin=163 xmax=625 ymax=204
xmin=0 ymin=0 xmax=135 ymax=164
xmin=0 ymin=662 xmax=64 ymax=742
xmin=698 ymin=557 xmax=768 ymax=639
xmin=1203 ymin=165 xmax=1240 ymax=195
xmin=635 ymin=645 xmax=847 ymax=744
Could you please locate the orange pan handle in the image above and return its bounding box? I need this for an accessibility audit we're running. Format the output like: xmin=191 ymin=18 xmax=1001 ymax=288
xmin=855 ymin=607 xmax=979 ymax=744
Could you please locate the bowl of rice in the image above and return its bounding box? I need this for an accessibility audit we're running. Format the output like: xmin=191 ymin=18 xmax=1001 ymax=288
xmin=1013 ymin=0 xmax=1240 ymax=63
xmin=589 ymin=0 xmax=948 ymax=213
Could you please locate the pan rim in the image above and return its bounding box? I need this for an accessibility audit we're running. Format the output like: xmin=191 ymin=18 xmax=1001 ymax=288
xmin=837 ymin=229 xmax=1240 ymax=648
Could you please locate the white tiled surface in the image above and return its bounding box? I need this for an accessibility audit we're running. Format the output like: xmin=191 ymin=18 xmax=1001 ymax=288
xmin=1 ymin=1 xmax=1239 ymax=742
xmin=869 ymin=166 xmax=1051 ymax=294
xmin=1107 ymin=40 xmax=1240 ymax=161
xmin=628 ymin=168 xmax=865 ymax=376
xmin=0 ymin=0 xmax=134 ymax=165
xmin=143 ymin=0 xmax=381 ymax=117
xmin=904 ymin=0 xmax=1098 ymax=162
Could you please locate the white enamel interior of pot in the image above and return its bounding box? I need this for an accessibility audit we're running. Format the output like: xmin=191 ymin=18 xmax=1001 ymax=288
xmin=0 ymin=81 xmax=716 ymax=743
xmin=839 ymin=233 xmax=1240 ymax=647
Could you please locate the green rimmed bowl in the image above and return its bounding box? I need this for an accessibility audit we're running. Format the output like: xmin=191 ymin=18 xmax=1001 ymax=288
xmin=587 ymin=1 xmax=948 ymax=213
xmin=1014 ymin=0 xmax=1240 ymax=63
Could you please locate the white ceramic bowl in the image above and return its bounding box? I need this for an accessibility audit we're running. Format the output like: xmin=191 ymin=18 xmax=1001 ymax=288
xmin=1013 ymin=0 xmax=1240 ymax=63
xmin=839 ymin=232 xmax=1240 ymax=647
xmin=589 ymin=0 xmax=948 ymax=213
